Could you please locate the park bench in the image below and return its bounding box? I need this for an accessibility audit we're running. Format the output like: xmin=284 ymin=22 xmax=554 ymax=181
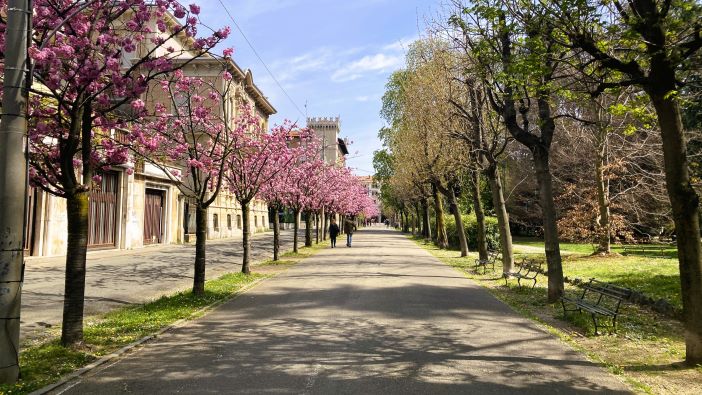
xmin=622 ymin=241 xmax=674 ymax=257
xmin=474 ymin=251 xmax=500 ymax=274
xmin=502 ymin=258 xmax=542 ymax=288
xmin=560 ymin=279 xmax=632 ymax=335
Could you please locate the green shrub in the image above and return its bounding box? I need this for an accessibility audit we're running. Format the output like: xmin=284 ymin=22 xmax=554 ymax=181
xmin=444 ymin=213 xmax=500 ymax=251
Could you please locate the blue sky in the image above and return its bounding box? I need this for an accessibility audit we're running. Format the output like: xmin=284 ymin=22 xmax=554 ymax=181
xmin=197 ymin=0 xmax=439 ymax=175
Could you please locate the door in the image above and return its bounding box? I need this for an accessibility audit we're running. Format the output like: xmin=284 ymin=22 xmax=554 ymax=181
xmin=88 ymin=172 xmax=118 ymax=248
xmin=24 ymin=187 xmax=38 ymax=255
xmin=144 ymin=189 xmax=164 ymax=244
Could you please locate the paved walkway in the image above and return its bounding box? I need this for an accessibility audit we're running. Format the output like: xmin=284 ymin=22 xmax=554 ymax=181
xmin=54 ymin=228 xmax=630 ymax=394
xmin=21 ymin=228 xmax=303 ymax=340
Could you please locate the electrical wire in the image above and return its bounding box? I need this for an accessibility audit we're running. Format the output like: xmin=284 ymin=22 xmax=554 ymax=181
xmin=216 ymin=0 xmax=306 ymax=118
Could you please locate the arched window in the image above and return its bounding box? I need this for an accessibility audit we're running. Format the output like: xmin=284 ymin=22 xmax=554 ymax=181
xmin=227 ymin=214 xmax=232 ymax=230
xmin=213 ymin=214 xmax=219 ymax=231
xmin=237 ymin=215 xmax=242 ymax=229
xmin=254 ymin=216 xmax=258 ymax=227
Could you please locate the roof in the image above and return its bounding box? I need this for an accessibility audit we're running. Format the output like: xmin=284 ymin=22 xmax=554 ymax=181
xmin=338 ymin=138 xmax=349 ymax=155
xmin=169 ymin=57 xmax=277 ymax=116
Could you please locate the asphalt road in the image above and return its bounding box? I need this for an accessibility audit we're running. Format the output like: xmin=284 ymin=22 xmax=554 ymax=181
xmin=21 ymin=228 xmax=304 ymax=341
xmin=54 ymin=227 xmax=631 ymax=394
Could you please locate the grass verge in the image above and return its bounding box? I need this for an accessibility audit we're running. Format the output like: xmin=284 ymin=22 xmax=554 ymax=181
xmin=1 ymin=243 xmax=326 ymax=395
xmin=410 ymin=236 xmax=702 ymax=395
xmin=512 ymin=238 xmax=681 ymax=309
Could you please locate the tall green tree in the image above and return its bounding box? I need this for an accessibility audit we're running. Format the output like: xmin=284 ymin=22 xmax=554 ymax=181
xmin=544 ymin=0 xmax=702 ymax=366
xmin=451 ymin=0 xmax=567 ymax=301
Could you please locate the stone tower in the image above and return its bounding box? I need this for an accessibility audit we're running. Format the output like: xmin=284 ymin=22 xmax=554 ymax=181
xmin=306 ymin=116 xmax=344 ymax=165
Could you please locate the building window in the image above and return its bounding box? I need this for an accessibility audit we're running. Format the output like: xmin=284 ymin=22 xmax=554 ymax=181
xmin=255 ymin=216 xmax=258 ymax=227
xmin=237 ymin=215 xmax=242 ymax=229
xmin=227 ymin=214 xmax=232 ymax=230
xmin=213 ymin=214 xmax=219 ymax=231
xmin=263 ymin=216 xmax=267 ymax=228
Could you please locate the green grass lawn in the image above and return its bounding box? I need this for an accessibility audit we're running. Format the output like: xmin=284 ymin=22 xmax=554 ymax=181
xmin=513 ymin=237 xmax=599 ymax=254
xmin=512 ymin=237 xmax=681 ymax=309
xmin=411 ymin=236 xmax=699 ymax=395
xmin=513 ymin=237 xmax=678 ymax=258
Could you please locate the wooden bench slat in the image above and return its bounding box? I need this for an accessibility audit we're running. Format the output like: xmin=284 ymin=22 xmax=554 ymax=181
xmin=560 ymin=278 xmax=631 ymax=335
xmin=503 ymin=259 xmax=542 ymax=288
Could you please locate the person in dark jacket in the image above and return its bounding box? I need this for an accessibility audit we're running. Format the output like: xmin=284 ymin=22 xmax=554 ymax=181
xmin=344 ymin=217 xmax=357 ymax=247
xmin=329 ymin=218 xmax=340 ymax=248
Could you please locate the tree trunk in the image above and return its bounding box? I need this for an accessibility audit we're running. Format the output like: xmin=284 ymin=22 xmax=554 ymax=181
xmin=315 ymin=212 xmax=320 ymax=244
xmin=293 ymin=209 xmax=300 ymax=253
xmin=305 ymin=211 xmax=312 ymax=247
xmin=241 ymin=201 xmax=251 ymax=274
xmin=322 ymin=208 xmax=328 ymax=240
xmin=449 ymin=186 xmax=469 ymax=257
xmin=61 ymin=192 xmax=90 ymax=346
xmin=432 ymin=184 xmax=448 ymax=249
xmin=650 ymin=93 xmax=702 ymax=365
xmin=487 ymin=165 xmax=514 ymax=273
xmin=415 ymin=204 xmax=421 ymax=236
xmin=401 ymin=210 xmax=409 ymax=232
xmin=533 ymin=148 xmax=564 ymax=302
xmin=193 ymin=205 xmax=207 ymax=295
xmin=470 ymin=172 xmax=488 ymax=260
xmin=273 ymin=206 xmax=280 ymax=261
xmin=594 ymin=125 xmax=611 ymax=254
xmin=421 ymin=198 xmax=432 ymax=239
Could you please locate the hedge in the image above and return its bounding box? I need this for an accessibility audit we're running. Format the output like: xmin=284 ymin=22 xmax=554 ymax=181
xmin=444 ymin=213 xmax=500 ymax=251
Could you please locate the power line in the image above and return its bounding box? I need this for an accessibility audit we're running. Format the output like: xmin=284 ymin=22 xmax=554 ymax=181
xmin=216 ymin=0 xmax=306 ymax=118
xmin=351 ymin=167 xmax=375 ymax=174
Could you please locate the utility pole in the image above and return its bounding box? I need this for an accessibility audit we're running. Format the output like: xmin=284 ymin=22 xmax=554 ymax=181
xmin=0 ymin=0 xmax=31 ymax=384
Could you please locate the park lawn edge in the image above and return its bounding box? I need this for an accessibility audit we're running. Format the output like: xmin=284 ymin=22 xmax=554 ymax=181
xmin=408 ymin=236 xmax=652 ymax=394
xmin=0 ymin=242 xmax=327 ymax=395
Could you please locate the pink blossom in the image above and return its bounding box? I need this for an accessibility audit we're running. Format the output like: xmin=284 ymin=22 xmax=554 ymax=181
xmin=131 ymin=99 xmax=145 ymax=112
xmin=173 ymin=6 xmax=186 ymax=18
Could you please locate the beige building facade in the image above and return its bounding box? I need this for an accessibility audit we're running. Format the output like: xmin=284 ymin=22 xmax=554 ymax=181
xmin=23 ymin=15 xmax=276 ymax=258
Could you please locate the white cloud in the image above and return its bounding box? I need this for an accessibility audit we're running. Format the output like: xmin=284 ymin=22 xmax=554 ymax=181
xmin=266 ymin=46 xmax=365 ymax=84
xmin=355 ymin=94 xmax=381 ymax=102
xmin=271 ymin=49 xmax=334 ymax=82
xmin=331 ymin=53 xmax=404 ymax=82
xmin=382 ymin=35 xmax=417 ymax=52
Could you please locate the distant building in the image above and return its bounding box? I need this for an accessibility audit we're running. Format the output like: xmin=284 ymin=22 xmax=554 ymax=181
xmin=306 ymin=116 xmax=349 ymax=166
xmin=357 ymin=176 xmax=381 ymax=199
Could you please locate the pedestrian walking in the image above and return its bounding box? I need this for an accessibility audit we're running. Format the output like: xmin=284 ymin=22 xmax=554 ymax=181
xmin=344 ymin=217 xmax=357 ymax=247
xmin=329 ymin=218 xmax=340 ymax=248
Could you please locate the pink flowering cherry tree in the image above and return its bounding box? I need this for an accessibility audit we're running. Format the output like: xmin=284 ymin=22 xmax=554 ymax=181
xmin=258 ymin=123 xmax=314 ymax=261
xmin=131 ymin=66 xmax=243 ymax=295
xmin=299 ymin=161 xmax=327 ymax=247
xmin=224 ymin=114 xmax=297 ymax=274
xmin=0 ymin=0 xmax=228 ymax=346
xmin=279 ymin=143 xmax=325 ymax=252
xmin=309 ymin=164 xmax=339 ymax=244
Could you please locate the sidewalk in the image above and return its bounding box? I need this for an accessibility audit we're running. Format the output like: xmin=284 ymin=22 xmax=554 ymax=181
xmin=21 ymin=228 xmax=304 ymax=341
xmin=54 ymin=227 xmax=631 ymax=394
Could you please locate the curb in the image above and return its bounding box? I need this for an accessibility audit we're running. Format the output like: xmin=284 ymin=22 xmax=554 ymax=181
xmin=30 ymin=275 xmax=269 ymax=395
